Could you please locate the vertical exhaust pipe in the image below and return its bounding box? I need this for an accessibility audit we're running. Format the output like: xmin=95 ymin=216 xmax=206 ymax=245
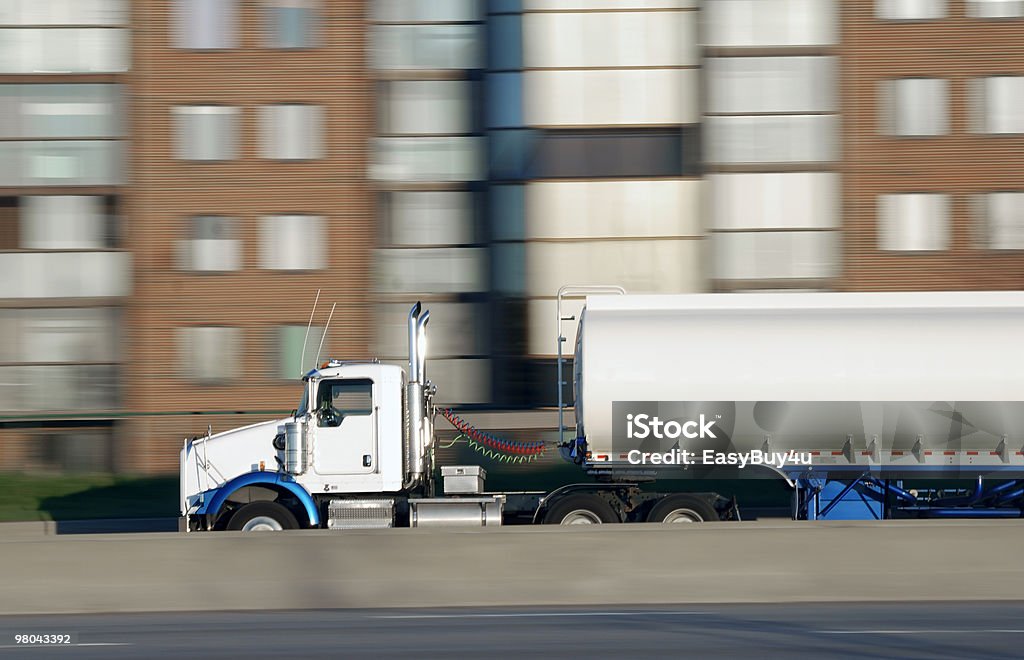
xmin=408 ymin=302 xmax=422 ymax=384
xmin=407 ymin=302 xmax=425 ymax=482
xmin=416 ymin=310 xmax=430 ymax=385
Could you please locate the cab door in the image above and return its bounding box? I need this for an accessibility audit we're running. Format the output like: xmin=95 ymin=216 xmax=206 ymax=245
xmin=312 ymin=378 xmax=377 ymax=475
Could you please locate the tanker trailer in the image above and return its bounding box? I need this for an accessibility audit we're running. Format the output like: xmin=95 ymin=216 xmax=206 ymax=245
xmin=569 ymin=290 xmax=1024 ymax=520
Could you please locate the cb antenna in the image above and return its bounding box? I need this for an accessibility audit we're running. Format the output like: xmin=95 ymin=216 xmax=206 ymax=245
xmin=315 ymin=302 xmax=337 ymax=368
xmin=299 ymin=289 xmax=321 ymax=377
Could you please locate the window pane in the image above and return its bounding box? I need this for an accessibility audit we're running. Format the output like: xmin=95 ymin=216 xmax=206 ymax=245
xmin=371 ymin=24 xmax=483 ymax=70
xmin=259 ymin=104 xmax=324 ymax=160
xmin=173 ymin=0 xmax=238 ymax=49
xmin=375 ymin=247 xmax=486 ymax=293
xmin=381 ymin=191 xmax=475 ymax=246
xmin=265 ymin=0 xmax=317 ymax=48
xmin=0 ymin=0 xmax=127 ymax=25
xmin=967 ymin=0 xmax=1024 ymax=17
xmin=876 ymin=0 xmax=947 ymax=19
xmin=21 ymin=308 xmax=119 ymax=363
xmin=0 ymin=84 xmax=121 ymax=138
xmin=706 ymin=115 xmax=838 ymax=164
xmin=978 ymin=77 xmax=1024 ymax=134
xmin=877 ymin=193 xmax=951 ymax=251
xmin=378 ymin=81 xmax=474 ymax=135
xmin=0 ymin=141 xmax=121 ymax=186
xmin=981 ymin=192 xmax=1024 ymax=249
xmin=712 ymin=231 xmax=840 ymax=280
xmin=707 ymin=57 xmax=837 ymax=114
xmin=180 ymin=216 xmax=240 ymax=271
xmin=21 ymin=195 xmax=108 ymax=249
xmin=705 ymin=0 xmax=838 ymax=46
xmin=260 ymin=215 xmax=325 ymax=270
xmin=370 ymin=136 xmax=485 ymax=182
xmin=178 ymin=326 xmax=240 ymax=382
xmin=881 ymin=78 xmax=949 ymax=136
xmin=0 ymin=28 xmax=128 ymax=73
xmin=173 ymin=106 xmax=239 ymax=161
xmin=371 ymin=0 xmax=481 ymax=22
xmin=277 ymin=324 xmax=324 ymax=379
xmin=375 ymin=302 xmax=486 ymax=358
xmin=0 ymin=251 xmax=130 ymax=298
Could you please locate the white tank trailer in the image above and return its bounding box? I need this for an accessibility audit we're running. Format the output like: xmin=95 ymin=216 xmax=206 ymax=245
xmin=571 ymin=291 xmax=1024 ymax=519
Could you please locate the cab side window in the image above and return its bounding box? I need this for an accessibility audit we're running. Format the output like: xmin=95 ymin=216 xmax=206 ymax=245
xmin=316 ymin=379 xmax=373 ymax=427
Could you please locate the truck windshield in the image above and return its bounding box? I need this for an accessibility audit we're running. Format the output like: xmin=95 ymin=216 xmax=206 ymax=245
xmin=297 ymin=386 xmax=309 ymax=416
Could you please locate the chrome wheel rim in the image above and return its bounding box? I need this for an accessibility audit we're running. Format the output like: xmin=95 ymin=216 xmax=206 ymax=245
xmin=241 ymin=516 xmax=284 ymax=531
xmin=660 ymin=508 xmax=702 ymax=523
xmin=560 ymin=509 xmax=603 ymax=525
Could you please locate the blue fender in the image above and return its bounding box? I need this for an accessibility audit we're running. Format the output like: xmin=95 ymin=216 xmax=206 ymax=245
xmin=196 ymin=472 xmax=320 ymax=527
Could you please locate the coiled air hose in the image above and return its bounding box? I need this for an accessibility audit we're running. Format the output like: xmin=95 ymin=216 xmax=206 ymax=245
xmin=438 ymin=408 xmax=547 ymax=463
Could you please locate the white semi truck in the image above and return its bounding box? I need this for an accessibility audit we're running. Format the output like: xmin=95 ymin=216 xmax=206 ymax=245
xmin=180 ymin=290 xmax=1024 ymax=531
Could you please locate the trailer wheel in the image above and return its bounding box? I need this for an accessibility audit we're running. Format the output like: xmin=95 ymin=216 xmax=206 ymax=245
xmin=543 ymin=494 xmax=618 ymax=525
xmin=226 ymin=502 xmax=299 ymax=532
xmin=646 ymin=495 xmax=718 ymax=523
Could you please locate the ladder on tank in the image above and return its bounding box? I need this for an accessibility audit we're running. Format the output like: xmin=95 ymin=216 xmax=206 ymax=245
xmin=556 ymin=285 xmax=626 ymax=446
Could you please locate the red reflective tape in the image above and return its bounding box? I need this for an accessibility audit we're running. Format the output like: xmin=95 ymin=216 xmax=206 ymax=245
xmin=892 ymin=451 xmax=905 ymax=456
xmin=596 ymin=455 xmax=607 ymax=460
xmin=861 ymin=451 xmax=872 ymax=455
xmin=966 ymin=451 xmax=979 ymax=456
xmin=992 ymin=451 xmax=1003 ymax=455
xmin=831 ymin=451 xmax=843 ymax=456
xmin=943 ymin=451 xmax=956 ymax=456
xmin=925 ymin=451 xmax=934 ymax=455
xmin=619 ymin=454 xmax=629 ymax=459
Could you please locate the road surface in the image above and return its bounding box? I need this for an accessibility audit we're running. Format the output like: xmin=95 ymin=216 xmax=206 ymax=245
xmin=1 ymin=602 xmax=1023 ymax=659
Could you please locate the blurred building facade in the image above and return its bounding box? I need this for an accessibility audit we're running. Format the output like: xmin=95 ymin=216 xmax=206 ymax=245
xmin=0 ymin=0 xmax=1022 ymax=474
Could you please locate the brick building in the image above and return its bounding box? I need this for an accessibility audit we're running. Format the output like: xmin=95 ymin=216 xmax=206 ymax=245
xmin=1 ymin=0 xmax=1023 ymax=475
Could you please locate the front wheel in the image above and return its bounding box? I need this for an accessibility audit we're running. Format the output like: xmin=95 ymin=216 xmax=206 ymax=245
xmin=646 ymin=495 xmax=719 ymax=523
xmin=226 ymin=501 xmax=299 ymax=531
xmin=542 ymin=494 xmax=619 ymax=525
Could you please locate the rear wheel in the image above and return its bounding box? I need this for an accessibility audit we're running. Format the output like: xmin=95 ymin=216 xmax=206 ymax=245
xmin=646 ymin=495 xmax=718 ymax=523
xmin=226 ymin=501 xmax=299 ymax=531
xmin=542 ymin=494 xmax=619 ymax=525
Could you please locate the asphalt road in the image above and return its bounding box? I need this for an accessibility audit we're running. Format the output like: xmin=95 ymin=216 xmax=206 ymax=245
xmin=1 ymin=602 xmax=1023 ymax=659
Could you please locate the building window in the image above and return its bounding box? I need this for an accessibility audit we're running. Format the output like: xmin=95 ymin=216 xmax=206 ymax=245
xmin=178 ymin=326 xmax=240 ymax=383
xmin=878 ymin=193 xmax=950 ymax=251
xmin=967 ymin=0 xmax=1024 ymax=17
xmin=21 ymin=195 xmax=117 ymax=249
xmin=276 ymin=324 xmax=324 ymax=380
xmin=172 ymin=105 xmax=239 ymax=161
xmin=260 ymin=215 xmax=325 ymax=270
xmin=0 ymin=84 xmax=122 ymax=138
xmin=0 ymin=1 xmax=127 ymax=25
xmin=180 ymin=215 xmax=240 ymax=272
xmin=264 ymin=0 xmax=318 ymax=49
xmin=258 ymin=104 xmax=323 ymax=160
xmin=880 ymin=78 xmax=948 ymax=136
xmin=0 ymin=28 xmax=129 ymax=73
xmin=972 ymin=77 xmax=1024 ymax=134
xmin=377 ymin=80 xmax=475 ymax=136
xmin=173 ymin=0 xmax=238 ymax=49
xmin=977 ymin=192 xmax=1024 ymax=249
xmin=876 ymin=0 xmax=947 ymax=20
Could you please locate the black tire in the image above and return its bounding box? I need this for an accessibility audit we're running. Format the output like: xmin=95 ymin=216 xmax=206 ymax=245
xmin=226 ymin=501 xmax=300 ymax=531
xmin=542 ymin=494 xmax=619 ymax=525
xmin=646 ymin=495 xmax=719 ymax=523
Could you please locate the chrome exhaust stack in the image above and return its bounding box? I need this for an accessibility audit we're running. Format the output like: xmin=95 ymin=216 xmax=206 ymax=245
xmin=407 ymin=302 xmax=426 ymax=482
